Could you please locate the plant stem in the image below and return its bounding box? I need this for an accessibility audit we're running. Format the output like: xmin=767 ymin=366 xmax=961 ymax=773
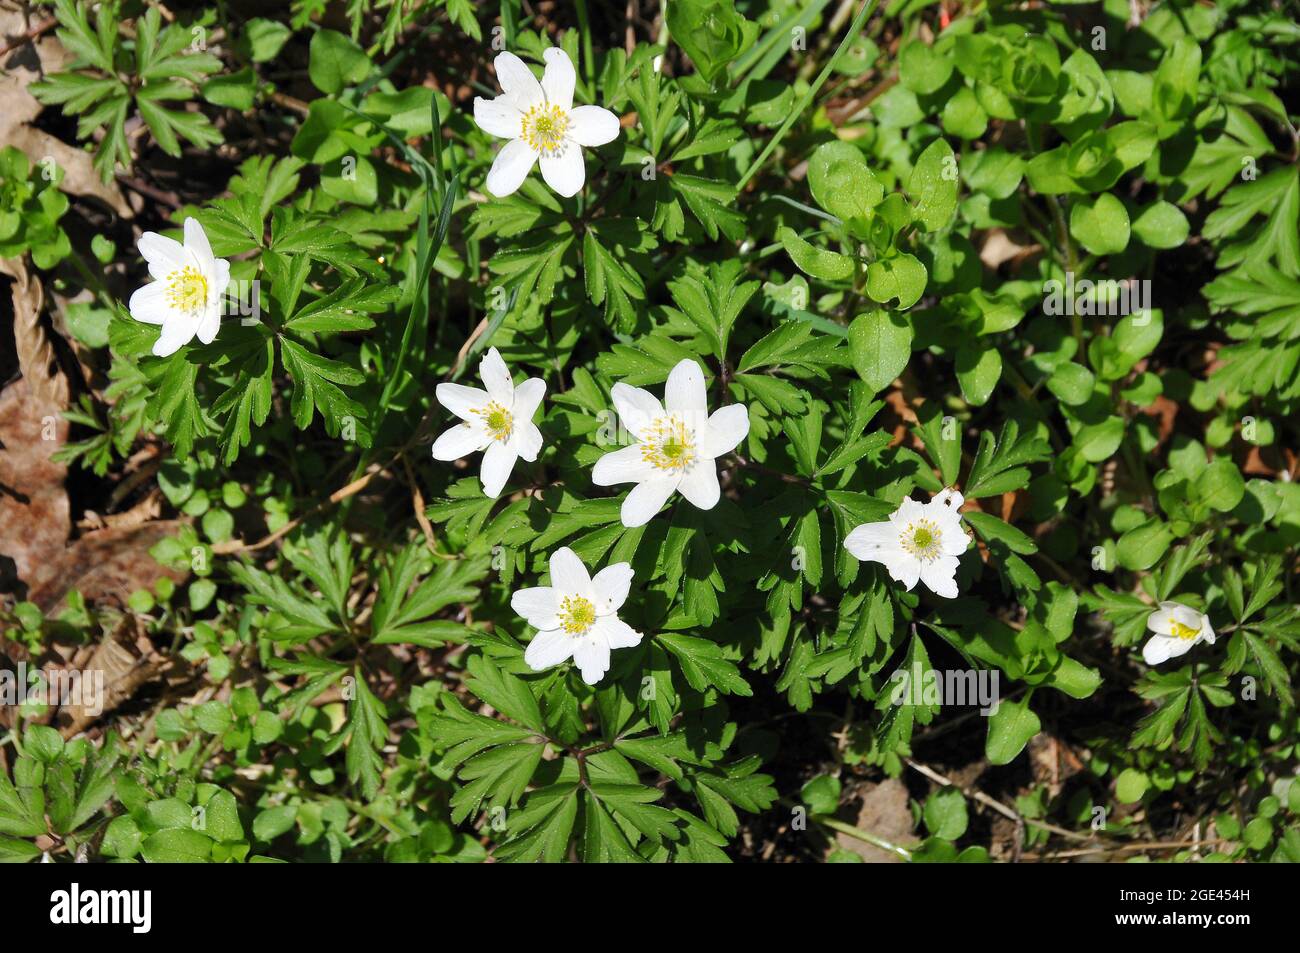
xmin=736 ymin=0 xmax=880 ymax=192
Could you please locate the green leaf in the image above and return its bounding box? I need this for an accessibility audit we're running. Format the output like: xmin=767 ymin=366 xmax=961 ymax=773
xmin=659 ymin=633 xmax=753 ymax=696
xmin=986 ymin=697 xmax=1042 ymax=765
xmin=865 ymin=254 xmax=927 ymax=309
xmin=777 ymin=226 xmax=854 ymax=282
xmin=808 ymin=142 xmax=883 ymax=221
xmin=955 ymin=344 xmax=1001 ymax=406
xmin=141 ymin=828 xmax=212 ymax=863
xmin=1069 ymin=192 xmax=1130 ymax=255
xmin=907 ymin=138 xmax=958 ymax=231
xmin=848 ymin=310 xmax=912 ymax=393
xmin=308 ymin=29 xmax=371 ymax=95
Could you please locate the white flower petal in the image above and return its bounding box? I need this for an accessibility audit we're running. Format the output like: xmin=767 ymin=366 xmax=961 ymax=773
xmin=887 ymin=554 xmax=922 ymax=591
xmin=592 ymin=444 xmax=657 ymax=486
xmin=1146 ymin=605 xmax=1177 ymax=635
xmin=474 ymin=95 xmax=524 ymax=139
xmin=572 ymin=634 xmax=611 ymax=685
xmin=539 ymin=147 xmax=585 ymax=197
xmin=432 ymin=422 xmax=488 ymax=461
xmin=940 ymin=523 xmax=970 ymax=556
xmin=478 ymin=347 xmax=514 ymax=404
xmin=548 ymin=546 xmax=593 ymax=599
xmin=128 ymin=281 xmax=169 ymax=325
xmin=567 ymin=105 xmax=620 ymax=147
xmin=591 ymin=614 xmax=642 ymax=650
xmin=512 ymin=377 xmax=546 ymax=421
xmin=620 ymin=475 xmax=678 ymax=528
xmin=1142 ymin=634 xmax=1184 ymax=666
xmin=514 ymin=422 xmax=543 ymax=463
xmin=196 ymin=305 xmax=220 ymax=345
xmin=664 ymin=359 xmax=707 ymax=415
xmin=541 ymin=47 xmax=575 ymax=112
xmin=677 ymin=463 xmax=721 ymax=510
xmin=611 ymin=382 xmax=664 ymax=438
xmin=436 ymin=382 xmax=491 ymax=421
xmin=844 ymin=521 xmax=896 ymax=560
xmin=919 ymin=555 xmax=961 ymax=598
xmin=697 ymin=404 xmax=749 ymax=459
xmin=511 ymin=586 xmax=560 ymax=630
xmin=214 ymin=258 xmax=231 ymax=299
xmin=152 ymin=316 xmax=196 ymax=357
xmin=493 ymin=51 xmax=545 ymax=111
xmin=485 ymin=137 xmax=538 ymax=197
xmin=138 ymin=231 xmax=185 ymax=280
xmin=591 ymin=563 xmax=634 ymax=615
xmin=183 ymin=217 xmax=215 ymax=271
xmin=893 ymin=497 xmax=926 ymax=525
xmin=479 ymin=440 xmax=518 ymax=497
xmin=1168 ymin=602 xmax=1205 ymax=632
xmin=525 ymin=629 xmax=576 ymax=672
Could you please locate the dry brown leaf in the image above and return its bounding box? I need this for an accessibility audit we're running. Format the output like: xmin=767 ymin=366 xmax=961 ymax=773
xmin=1 ymin=254 xmax=68 ymax=407
xmin=24 ymin=519 xmax=190 ymax=614
xmin=0 ymin=378 xmax=70 ymax=595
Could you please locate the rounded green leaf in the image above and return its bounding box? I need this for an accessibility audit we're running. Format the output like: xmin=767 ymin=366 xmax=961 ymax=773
xmin=955 ymin=344 xmax=1001 ymax=406
xmin=777 ymin=226 xmax=855 ymax=282
xmin=866 ymin=253 xmax=927 ymax=309
xmin=900 ymin=41 xmax=953 ymax=95
xmin=808 ymin=141 xmax=883 ymax=221
xmin=1116 ymin=768 xmax=1149 ymax=804
xmin=308 ymin=29 xmax=371 ymax=95
xmin=1069 ymin=192 xmax=1130 ymax=255
xmin=1132 ymin=200 xmax=1189 ymax=248
xmin=1194 ymin=458 xmax=1246 ymax=512
xmin=848 ymin=310 xmax=913 ymax=392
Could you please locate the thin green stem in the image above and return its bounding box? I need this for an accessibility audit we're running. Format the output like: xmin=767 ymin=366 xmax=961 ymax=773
xmin=736 ymin=0 xmax=879 ymax=192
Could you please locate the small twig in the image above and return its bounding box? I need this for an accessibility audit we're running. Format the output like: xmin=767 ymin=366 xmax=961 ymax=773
xmin=906 ymin=758 xmax=1092 ymax=844
xmin=0 ymin=16 xmax=56 ymax=58
xmin=400 ymin=452 xmax=436 ymax=548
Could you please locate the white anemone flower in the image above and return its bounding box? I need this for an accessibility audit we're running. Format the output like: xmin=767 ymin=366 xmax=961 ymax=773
xmin=128 ymin=217 xmax=230 ymax=357
xmin=1142 ymin=601 xmax=1216 ymax=666
xmin=592 ymin=359 xmax=750 ymax=529
xmin=432 ymin=347 xmax=545 ymax=498
xmin=472 ymin=48 xmax=621 ymax=198
xmin=844 ymin=488 xmax=970 ymax=598
xmin=512 ymin=546 xmax=643 ymax=685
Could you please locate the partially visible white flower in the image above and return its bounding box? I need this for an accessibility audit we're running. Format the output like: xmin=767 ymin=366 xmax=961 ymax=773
xmin=432 ymin=347 xmax=545 ymax=498
xmin=1142 ymin=601 xmax=1216 ymax=666
xmin=592 ymin=359 xmax=750 ymax=528
xmin=512 ymin=546 xmax=643 ymax=685
xmin=128 ymin=217 xmax=231 ymax=357
xmin=472 ymin=47 xmax=621 ymax=198
xmin=844 ymin=488 xmax=970 ymax=598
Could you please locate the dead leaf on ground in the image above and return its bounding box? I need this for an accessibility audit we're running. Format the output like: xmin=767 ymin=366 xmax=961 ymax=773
xmin=0 ymin=379 xmax=187 ymax=612
xmin=24 ymin=519 xmax=189 ymax=614
xmin=2 ymin=254 xmax=68 ymax=407
xmin=0 ymin=378 xmax=70 ymax=594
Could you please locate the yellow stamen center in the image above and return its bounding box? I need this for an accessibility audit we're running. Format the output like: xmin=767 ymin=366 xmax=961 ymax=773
xmin=1170 ymin=620 xmax=1200 ymax=641
xmin=558 ymin=595 xmax=597 ymax=636
xmin=521 ymin=103 xmax=570 ymax=154
xmin=166 ymin=266 xmax=209 ymax=314
xmin=641 ymin=415 xmax=696 ymax=473
xmin=900 ymin=519 xmax=942 ymax=560
xmin=476 ymin=402 xmax=514 ymax=442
